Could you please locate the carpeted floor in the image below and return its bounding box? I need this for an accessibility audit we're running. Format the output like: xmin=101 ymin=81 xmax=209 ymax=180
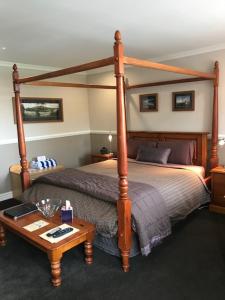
xmin=1 ymin=208 xmax=225 ymax=300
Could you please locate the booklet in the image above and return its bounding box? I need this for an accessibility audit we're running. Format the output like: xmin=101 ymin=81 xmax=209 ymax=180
xmin=23 ymin=220 xmax=49 ymax=232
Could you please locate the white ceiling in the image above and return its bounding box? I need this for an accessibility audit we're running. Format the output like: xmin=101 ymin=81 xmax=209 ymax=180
xmin=1 ymin=0 xmax=225 ymax=69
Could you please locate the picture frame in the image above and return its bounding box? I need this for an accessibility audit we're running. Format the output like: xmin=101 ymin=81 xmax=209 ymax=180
xmin=172 ymin=91 xmax=195 ymax=111
xmin=139 ymin=93 xmax=158 ymax=112
xmin=12 ymin=97 xmax=64 ymax=123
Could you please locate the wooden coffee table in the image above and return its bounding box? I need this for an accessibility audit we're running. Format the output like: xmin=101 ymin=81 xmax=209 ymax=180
xmin=0 ymin=210 xmax=95 ymax=287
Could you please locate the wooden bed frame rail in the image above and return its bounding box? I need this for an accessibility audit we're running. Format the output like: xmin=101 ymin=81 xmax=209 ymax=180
xmin=18 ymin=56 xmax=114 ymax=84
xmin=124 ymin=56 xmax=216 ymax=79
xmin=24 ymin=81 xmax=116 ymax=90
xmin=12 ymin=30 xmax=219 ymax=272
xmin=127 ymin=77 xmax=211 ymax=90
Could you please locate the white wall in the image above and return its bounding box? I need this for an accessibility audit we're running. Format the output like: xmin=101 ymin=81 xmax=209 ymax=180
xmin=87 ymin=49 xmax=225 ymax=164
xmin=0 ymin=66 xmax=90 ymax=143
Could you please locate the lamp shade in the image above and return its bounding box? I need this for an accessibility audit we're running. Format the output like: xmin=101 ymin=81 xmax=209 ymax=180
xmin=219 ymin=139 xmax=225 ymax=146
xmin=108 ymin=134 xmax=113 ymax=143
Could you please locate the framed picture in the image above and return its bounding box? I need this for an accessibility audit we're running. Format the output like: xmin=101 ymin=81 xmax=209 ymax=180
xmin=13 ymin=97 xmax=63 ymax=123
xmin=172 ymin=91 xmax=195 ymax=111
xmin=139 ymin=93 xmax=158 ymax=112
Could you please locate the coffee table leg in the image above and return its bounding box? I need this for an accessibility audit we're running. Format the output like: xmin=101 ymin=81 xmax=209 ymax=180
xmin=48 ymin=253 xmax=62 ymax=287
xmin=84 ymin=240 xmax=93 ymax=265
xmin=0 ymin=223 xmax=6 ymax=247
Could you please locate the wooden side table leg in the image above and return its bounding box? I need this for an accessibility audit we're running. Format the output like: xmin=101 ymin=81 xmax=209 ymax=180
xmin=48 ymin=253 xmax=62 ymax=287
xmin=0 ymin=223 xmax=6 ymax=247
xmin=84 ymin=240 xmax=93 ymax=265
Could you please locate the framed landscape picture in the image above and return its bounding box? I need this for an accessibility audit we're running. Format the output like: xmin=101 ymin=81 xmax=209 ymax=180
xmin=13 ymin=97 xmax=63 ymax=123
xmin=139 ymin=93 xmax=158 ymax=112
xmin=172 ymin=91 xmax=195 ymax=111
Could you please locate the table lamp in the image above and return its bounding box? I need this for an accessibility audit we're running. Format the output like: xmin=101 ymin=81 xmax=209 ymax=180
xmin=108 ymin=134 xmax=113 ymax=154
xmin=219 ymin=138 xmax=225 ymax=146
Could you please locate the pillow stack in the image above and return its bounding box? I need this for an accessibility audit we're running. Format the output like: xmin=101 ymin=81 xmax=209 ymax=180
xmin=127 ymin=138 xmax=196 ymax=165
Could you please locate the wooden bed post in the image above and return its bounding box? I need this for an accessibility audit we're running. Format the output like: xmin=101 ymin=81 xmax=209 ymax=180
xmin=210 ymin=61 xmax=219 ymax=169
xmin=12 ymin=64 xmax=30 ymax=191
xmin=114 ymin=31 xmax=132 ymax=272
xmin=123 ymin=77 xmax=128 ymax=134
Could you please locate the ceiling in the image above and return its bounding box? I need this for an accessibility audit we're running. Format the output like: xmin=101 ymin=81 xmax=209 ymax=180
xmin=1 ymin=0 xmax=225 ymax=69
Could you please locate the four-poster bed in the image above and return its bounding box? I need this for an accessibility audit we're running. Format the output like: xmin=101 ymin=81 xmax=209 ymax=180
xmin=12 ymin=31 xmax=219 ymax=272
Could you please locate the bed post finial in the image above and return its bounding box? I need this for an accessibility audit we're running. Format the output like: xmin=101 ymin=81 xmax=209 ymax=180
xmin=12 ymin=64 xmax=30 ymax=191
xmin=13 ymin=64 xmax=17 ymax=71
xmin=114 ymin=30 xmax=121 ymax=43
xmin=210 ymin=61 xmax=219 ymax=169
xmin=214 ymin=61 xmax=219 ymax=86
xmin=114 ymin=30 xmax=132 ymax=272
xmin=13 ymin=64 xmax=20 ymax=92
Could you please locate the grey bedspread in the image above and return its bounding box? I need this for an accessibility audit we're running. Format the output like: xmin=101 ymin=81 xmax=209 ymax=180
xmin=22 ymin=160 xmax=210 ymax=255
xmin=35 ymin=168 xmax=171 ymax=255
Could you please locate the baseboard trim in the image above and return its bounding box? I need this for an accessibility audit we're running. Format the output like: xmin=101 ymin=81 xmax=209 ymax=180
xmin=0 ymin=191 xmax=13 ymax=201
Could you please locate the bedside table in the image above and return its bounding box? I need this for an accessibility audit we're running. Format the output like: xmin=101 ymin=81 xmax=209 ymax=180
xmin=91 ymin=153 xmax=114 ymax=163
xmin=9 ymin=164 xmax=65 ymax=199
xmin=209 ymin=166 xmax=225 ymax=214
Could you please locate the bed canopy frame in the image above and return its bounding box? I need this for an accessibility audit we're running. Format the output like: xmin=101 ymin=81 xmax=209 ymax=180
xmin=12 ymin=30 xmax=219 ymax=272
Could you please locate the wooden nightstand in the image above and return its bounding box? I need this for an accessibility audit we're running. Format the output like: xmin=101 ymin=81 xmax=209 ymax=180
xmin=91 ymin=153 xmax=114 ymax=163
xmin=209 ymin=166 xmax=225 ymax=214
xmin=9 ymin=164 xmax=64 ymax=199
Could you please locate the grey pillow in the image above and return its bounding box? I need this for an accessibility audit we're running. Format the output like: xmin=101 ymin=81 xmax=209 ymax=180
xmin=157 ymin=140 xmax=195 ymax=165
xmin=127 ymin=138 xmax=156 ymax=159
xmin=136 ymin=146 xmax=171 ymax=164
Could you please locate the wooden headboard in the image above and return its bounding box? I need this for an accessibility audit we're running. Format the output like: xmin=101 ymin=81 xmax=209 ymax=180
xmin=127 ymin=131 xmax=208 ymax=170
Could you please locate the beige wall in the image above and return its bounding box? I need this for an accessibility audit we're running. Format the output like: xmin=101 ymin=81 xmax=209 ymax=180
xmin=87 ymin=49 xmax=225 ymax=163
xmin=0 ymin=67 xmax=90 ymax=142
xmin=88 ymin=73 xmax=116 ymax=132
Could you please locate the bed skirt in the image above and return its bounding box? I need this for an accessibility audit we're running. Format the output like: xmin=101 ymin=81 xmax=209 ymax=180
xmin=93 ymin=232 xmax=140 ymax=258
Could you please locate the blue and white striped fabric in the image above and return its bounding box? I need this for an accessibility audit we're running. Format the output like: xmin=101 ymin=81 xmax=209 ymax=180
xmin=30 ymin=158 xmax=57 ymax=170
xmin=39 ymin=159 xmax=57 ymax=169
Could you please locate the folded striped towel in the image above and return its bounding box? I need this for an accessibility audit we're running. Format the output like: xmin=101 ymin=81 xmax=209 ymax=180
xmin=30 ymin=158 xmax=57 ymax=170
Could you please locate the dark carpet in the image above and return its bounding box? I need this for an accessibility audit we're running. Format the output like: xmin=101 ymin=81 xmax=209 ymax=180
xmin=1 ymin=208 xmax=225 ymax=300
